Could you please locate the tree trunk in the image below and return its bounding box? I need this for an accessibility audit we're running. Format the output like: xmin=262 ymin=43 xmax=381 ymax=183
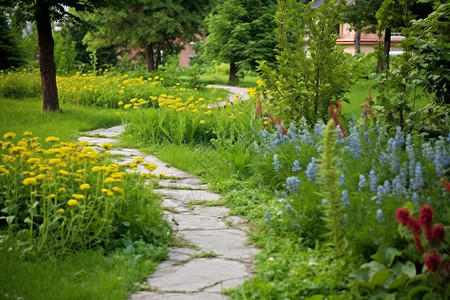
xmin=383 ymin=26 xmax=391 ymax=70
xmin=145 ymin=43 xmax=155 ymax=72
xmin=35 ymin=0 xmax=60 ymax=112
xmin=229 ymin=61 xmax=238 ymax=82
xmin=355 ymin=28 xmax=361 ymax=54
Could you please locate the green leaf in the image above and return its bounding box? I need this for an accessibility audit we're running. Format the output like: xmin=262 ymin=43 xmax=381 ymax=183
xmin=5 ymin=215 xmax=15 ymax=225
xmin=370 ymin=245 xmax=400 ymax=267
xmin=24 ymin=217 xmax=32 ymax=224
xmin=370 ymin=268 xmax=391 ymax=288
xmin=385 ymin=273 xmax=409 ymax=290
xmin=392 ymin=261 xmax=416 ymax=278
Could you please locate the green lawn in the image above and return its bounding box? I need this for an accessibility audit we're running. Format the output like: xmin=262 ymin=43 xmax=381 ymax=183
xmin=0 ymin=97 xmax=121 ymax=144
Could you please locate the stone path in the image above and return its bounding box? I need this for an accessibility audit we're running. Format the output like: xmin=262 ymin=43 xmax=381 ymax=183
xmin=207 ymin=85 xmax=250 ymax=107
xmin=77 ymin=124 xmax=259 ymax=300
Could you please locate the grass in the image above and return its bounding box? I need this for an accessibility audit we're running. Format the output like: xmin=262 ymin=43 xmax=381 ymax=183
xmin=199 ymin=74 xmax=258 ymax=88
xmin=0 ymin=238 xmax=162 ymax=300
xmin=0 ymin=97 xmax=121 ymax=144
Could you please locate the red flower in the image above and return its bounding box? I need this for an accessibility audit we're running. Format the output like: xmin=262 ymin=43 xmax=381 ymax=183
xmin=419 ymin=204 xmax=434 ymax=230
xmin=414 ymin=234 xmax=424 ymax=255
xmin=424 ymin=250 xmax=441 ymax=273
xmin=432 ymin=223 xmax=446 ymax=244
xmin=441 ymin=178 xmax=450 ymax=192
xmin=408 ymin=217 xmax=422 ymax=236
xmin=336 ymin=101 xmax=342 ymax=115
xmin=281 ymin=128 xmax=287 ymax=136
xmin=276 ymin=117 xmax=281 ymax=125
xmin=329 ymin=105 xmax=348 ymax=138
xmin=395 ymin=207 xmax=410 ymax=226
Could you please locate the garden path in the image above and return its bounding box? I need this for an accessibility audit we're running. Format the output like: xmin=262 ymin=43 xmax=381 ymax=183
xmin=207 ymin=85 xmax=250 ymax=107
xmin=78 ymin=125 xmax=259 ymax=300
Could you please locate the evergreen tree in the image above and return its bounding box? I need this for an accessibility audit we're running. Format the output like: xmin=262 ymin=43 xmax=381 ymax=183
xmin=0 ymin=11 xmax=23 ymax=70
xmin=203 ymin=0 xmax=277 ymax=82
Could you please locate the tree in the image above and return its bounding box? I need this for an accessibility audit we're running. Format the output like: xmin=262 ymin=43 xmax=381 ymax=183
xmin=1 ymin=0 xmax=122 ymax=112
xmin=203 ymin=0 xmax=277 ymax=82
xmin=258 ymin=0 xmax=360 ymax=126
xmin=84 ymin=0 xmax=211 ymax=73
xmin=343 ymin=0 xmax=382 ymax=54
xmin=0 ymin=11 xmax=24 ymax=70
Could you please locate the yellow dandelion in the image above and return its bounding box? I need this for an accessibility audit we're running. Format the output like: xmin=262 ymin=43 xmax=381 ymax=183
xmin=118 ymin=101 xmax=123 ymax=106
xmin=23 ymin=177 xmax=37 ymax=186
xmin=104 ymin=177 xmax=115 ymax=184
xmin=36 ymin=174 xmax=46 ymax=180
xmin=101 ymin=143 xmax=113 ymax=150
xmin=158 ymin=173 xmax=167 ymax=179
xmin=23 ymin=131 xmax=33 ymax=136
xmin=92 ymin=166 xmax=102 ymax=172
xmin=200 ymin=120 xmax=205 ymax=124
xmin=124 ymin=104 xmax=132 ymax=109
xmin=45 ymin=136 xmax=60 ymax=143
xmin=3 ymin=132 xmax=16 ymax=139
xmin=67 ymin=199 xmax=80 ymax=207
xmin=48 ymin=158 xmax=62 ymax=165
xmin=57 ymin=208 xmax=65 ymax=213
xmin=27 ymin=158 xmax=40 ymax=164
xmin=78 ymin=141 xmax=90 ymax=147
xmin=46 ymin=194 xmax=56 ymax=199
xmin=141 ymin=173 xmax=150 ymax=179
xmin=134 ymin=157 xmax=144 ymax=164
xmin=72 ymin=194 xmax=85 ymax=200
xmin=144 ymin=163 xmax=157 ymax=171
xmin=58 ymin=170 xmax=69 ymax=176
xmin=112 ymin=186 xmax=124 ymax=194
xmin=58 ymin=187 xmax=67 ymax=193
xmin=80 ymin=183 xmax=90 ymax=190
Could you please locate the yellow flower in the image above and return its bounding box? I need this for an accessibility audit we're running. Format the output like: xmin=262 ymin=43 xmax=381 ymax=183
xmin=23 ymin=177 xmax=37 ymax=186
xmin=158 ymin=173 xmax=167 ymax=179
xmin=204 ymin=110 xmax=212 ymax=115
xmin=80 ymin=183 xmax=91 ymax=190
xmin=126 ymin=162 xmax=137 ymax=168
xmin=112 ymin=186 xmax=124 ymax=194
xmin=92 ymin=166 xmax=102 ymax=172
xmin=45 ymin=136 xmax=60 ymax=143
xmin=101 ymin=143 xmax=113 ymax=150
xmin=46 ymin=194 xmax=56 ymax=199
xmin=67 ymin=199 xmax=80 ymax=207
xmin=0 ymin=167 xmax=10 ymax=175
xmin=3 ymin=132 xmax=16 ymax=139
xmin=49 ymin=158 xmax=62 ymax=165
xmin=58 ymin=170 xmax=69 ymax=176
xmin=118 ymin=101 xmax=123 ymax=106
xmin=27 ymin=158 xmax=39 ymax=165
xmin=58 ymin=187 xmax=67 ymax=193
xmin=118 ymin=89 xmax=125 ymax=94
xmin=101 ymin=188 xmax=114 ymax=196
xmin=141 ymin=173 xmax=150 ymax=179
xmin=154 ymin=76 xmax=159 ymax=80
xmin=104 ymin=177 xmax=115 ymax=184
xmin=78 ymin=141 xmax=90 ymax=147
xmin=200 ymin=120 xmax=205 ymax=124
xmin=144 ymin=163 xmax=157 ymax=171
xmin=36 ymin=174 xmax=46 ymax=180
xmin=72 ymin=194 xmax=85 ymax=200
xmin=23 ymin=131 xmax=33 ymax=136
xmin=124 ymin=104 xmax=132 ymax=109
xmin=57 ymin=208 xmax=65 ymax=213
xmin=134 ymin=157 xmax=144 ymax=164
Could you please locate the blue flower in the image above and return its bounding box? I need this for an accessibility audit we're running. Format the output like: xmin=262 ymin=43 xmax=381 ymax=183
xmin=341 ymin=189 xmax=350 ymax=206
xmin=314 ymin=120 xmax=324 ymax=136
xmin=264 ymin=211 xmax=272 ymax=223
xmin=369 ymin=169 xmax=377 ymax=192
xmin=273 ymin=154 xmax=282 ymax=171
xmin=410 ymin=162 xmax=424 ymax=192
xmin=346 ymin=125 xmax=362 ymax=158
xmin=305 ymin=157 xmax=317 ymax=182
xmin=285 ymin=204 xmax=295 ymax=216
xmin=358 ymin=174 xmax=366 ymax=191
xmin=286 ymin=176 xmax=301 ymax=193
xmin=411 ymin=192 xmax=420 ymax=206
xmin=383 ymin=180 xmax=391 ymax=196
xmin=340 ymin=173 xmax=346 ymax=186
xmin=292 ymin=160 xmax=302 ymax=172
xmin=377 ymin=209 xmax=384 ymax=223
xmin=376 ymin=185 xmax=384 ymax=205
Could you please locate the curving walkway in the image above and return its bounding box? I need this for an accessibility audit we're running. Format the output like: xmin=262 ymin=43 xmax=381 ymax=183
xmin=77 ymin=124 xmax=259 ymax=300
